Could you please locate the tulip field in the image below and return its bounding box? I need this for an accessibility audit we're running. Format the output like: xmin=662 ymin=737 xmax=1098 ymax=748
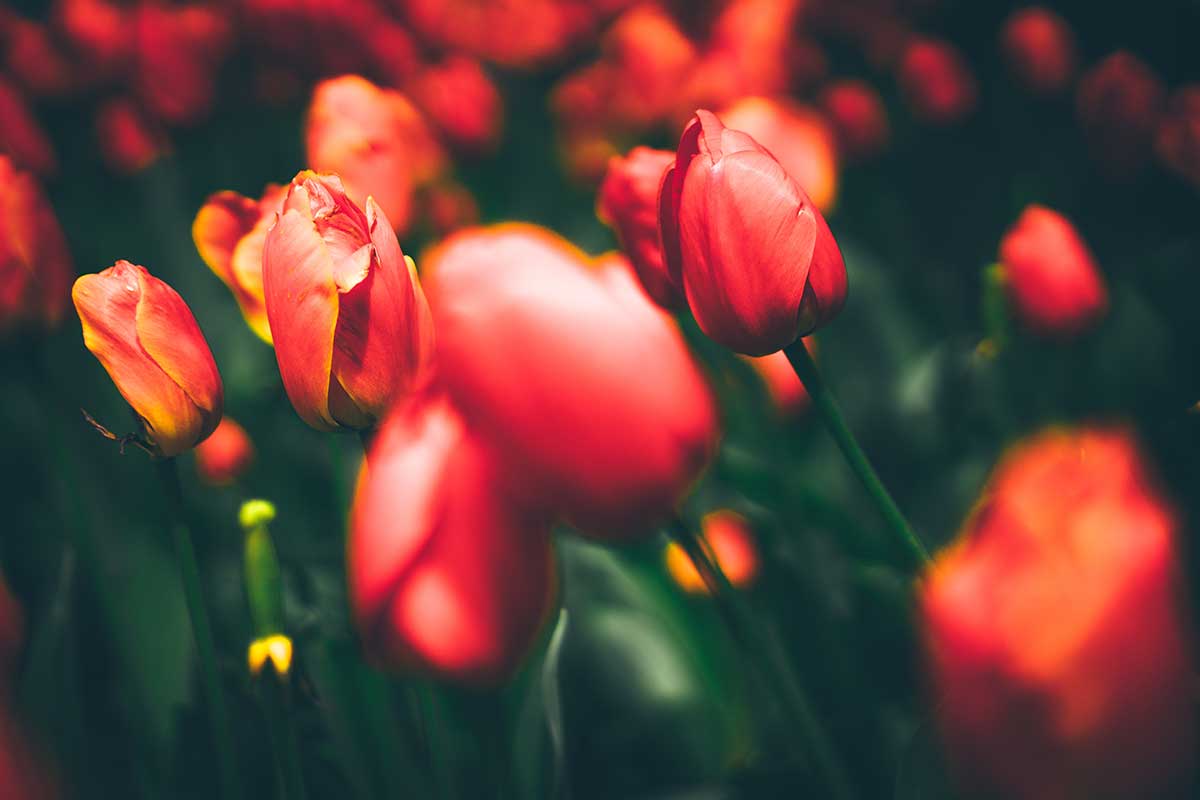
xmin=4 ymin=1 xmax=1200 ymax=798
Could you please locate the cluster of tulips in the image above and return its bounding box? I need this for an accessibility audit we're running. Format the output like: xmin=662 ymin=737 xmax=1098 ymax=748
xmin=3 ymin=1 xmax=1199 ymax=798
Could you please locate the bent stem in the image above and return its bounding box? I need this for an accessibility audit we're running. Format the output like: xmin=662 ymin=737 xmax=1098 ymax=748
xmin=783 ymin=338 xmax=931 ymax=568
xmin=667 ymin=517 xmax=854 ymax=800
xmin=155 ymin=458 xmax=244 ymax=800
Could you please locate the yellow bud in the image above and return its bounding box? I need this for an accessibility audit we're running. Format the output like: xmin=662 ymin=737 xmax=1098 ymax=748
xmin=248 ymin=634 xmax=293 ymax=678
xmin=239 ymin=499 xmax=276 ymax=531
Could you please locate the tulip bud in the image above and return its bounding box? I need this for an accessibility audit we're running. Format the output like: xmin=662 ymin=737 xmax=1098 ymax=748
xmin=1077 ymin=51 xmax=1165 ymax=179
xmin=248 ymin=634 xmax=293 ymax=678
xmin=192 ymin=183 xmax=287 ymax=344
xmin=922 ymin=428 xmax=1196 ymax=799
xmin=73 ymin=261 xmax=223 ymax=457
xmin=241 ymin=500 xmax=284 ymax=637
xmin=1000 ymin=7 xmax=1078 ymax=95
xmin=740 ymin=339 xmax=815 ymax=418
xmin=409 ymin=56 xmax=502 ymax=153
xmin=349 ymin=395 xmax=557 ymax=685
xmin=262 ymin=171 xmax=434 ymax=432
xmin=1155 ymin=85 xmax=1200 ymax=188
xmin=597 ymin=146 xmax=680 ymax=309
xmin=820 ymin=79 xmax=890 ymax=162
xmin=0 ymin=156 xmax=73 ymax=335
xmin=94 ymin=98 xmax=167 ymax=175
xmin=659 ymin=109 xmax=848 ymax=356
xmin=422 ymin=226 xmax=718 ymax=537
xmin=897 ymin=37 xmax=977 ymax=124
xmin=665 ymin=510 xmax=760 ymax=594
xmin=195 ymin=417 xmax=255 ymax=485
xmin=306 ymin=75 xmax=445 ymax=236
xmin=998 ymin=205 xmax=1107 ymax=337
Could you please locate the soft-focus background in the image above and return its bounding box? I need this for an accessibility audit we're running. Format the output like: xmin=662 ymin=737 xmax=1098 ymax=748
xmin=3 ymin=0 xmax=1200 ymax=797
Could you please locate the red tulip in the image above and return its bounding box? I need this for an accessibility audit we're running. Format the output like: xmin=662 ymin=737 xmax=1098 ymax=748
xmin=53 ymin=0 xmax=128 ymax=79
xmin=94 ymin=98 xmax=167 ymax=175
xmin=262 ymin=172 xmax=434 ymax=432
xmin=0 ymin=78 xmax=56 ymax=176
xmin=740 ymin=339 xmax=814 ymax=418
xmin=597 ymin=146 xmax=680 ymax=309
xmin=1156 ymin=85 xmax=1200 ymax=188
xmin=897 ymin=37 xmax=977 ymax=124
xmin=0 ymin=157 xmax=73 ymax=335
xmin=349 ymin=394 xmax=556 ymax=685
xmin=409 ymin=56 xmax=502 ymax=152
xmin=305 ymin=75 xmax=445 ymax=236
xmin=195 ymin=417 xmax=255 ymax=485
xmin=998 ymin=205 xmax=1107 ymax=337
xmin=73 ymin=261 xmax=223 ymax=457
xmin=1000 ymin=7 xmax=1077 ymax=95
xmin=1077 ymin=51 xmax=1165 ymax=179
xmin=922 ymin=428 xmax=1195 ymax=799
xmin=0 ymin=16 xmax=77 ymax=97
xmin=665 ymin=509 xmax=760 ymax=594
xmin=422 ymin=226 xmax=717 ymax=538
xmin=192 ymin=183 xmax=288 ymax=344
xmin=659 ymin=109 xmax=847 ymax=356
xmin=820 ymin=79 xmax=890 ymax=162
xmin=132 ymin=2 xmax=231 ymax=126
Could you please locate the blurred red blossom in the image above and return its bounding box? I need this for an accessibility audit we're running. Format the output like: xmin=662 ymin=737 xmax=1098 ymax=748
xmin=666 ymin=509 xmax=761 ymax=594
xmin=0 ymin=14 xmax=77 ymax=97
xmin=195 ymin=417 xmax=255 ymax=486
xmin=53 ymin=0 xmax=127 ymax=79
xmin=0 ymin=79 xmax=57 ymax=175
xmin=94 ymin=98 xmax=168 ymax=174
xmin=1077 ymin=51 xmax=1165 ymax=179
xmin=1156 ymin=85 xmax=1200 ymax=188
xmin=0 ymin=573 xmax=24 ymax=682
xmin=740 ymin=339 xmax=815 ymax=418
xmin=131 ymin=2 xmax=232 ymax=126
xmin=419 ymin=179 xmax=480 ymax=238
xmin=897 ymin=36 xmax=977 ymax=124
xmin=408 ymin=56 xmax=503 ymax=153
xmin=820 ymin=79 xmax=890 ymax=161
xmin=0 ymin=156 xmax=73 ymax=335
xmin=1000 ymin=6 xmax=1077 ymax=95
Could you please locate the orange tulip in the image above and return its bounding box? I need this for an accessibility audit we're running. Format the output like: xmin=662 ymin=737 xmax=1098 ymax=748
xmin=922 ymin=428 xmax=1195 ymax=799
xmin=0 ymin=156 xmax=73 ymax=335
xmin=665 ymin=510 xmax=760 ymax=594
xmin=820 ymin=79 xmax=889 ymax=162
xmin=349 ymin=394 xmax=556 ymax=685
xmin=73 ymin=261 xmax=223 ymax=457
xmin=422 ymin=225 xmax=717 ymax=538
xmin=192 ymin=183 xmax=288 ymax=343
xmin=195 ymin=417 xmax=255 ymax=486
xmin=897 ymin=37 xmax=977 ymax=124
xmin=1000 ymin=6 xmax=1077 ymax=95
xmin=262 ymin=172 xmax=434 ymax=432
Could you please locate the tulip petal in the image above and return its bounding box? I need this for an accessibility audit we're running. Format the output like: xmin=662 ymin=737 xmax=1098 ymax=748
xmin=226 ymin=220 xmax=273 ymax=343
xmin=192 ymin=191 xmax=260 ymax=286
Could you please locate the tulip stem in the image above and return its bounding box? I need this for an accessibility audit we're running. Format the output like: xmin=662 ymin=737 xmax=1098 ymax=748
xmin=783 ymin=339 xmax=931 ymax=567
xmin=155 ymin=458 xmax=244 ymax=800
xmin=667 ymin=517 xmax=854 ymax=800
xmin=260 ymin=667 xmax=309 ymax=800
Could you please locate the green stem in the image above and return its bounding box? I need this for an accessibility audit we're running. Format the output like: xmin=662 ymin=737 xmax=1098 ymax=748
xmin=668 ymin=517 xmax=854 ymax=800
xmin=155 ymin=458 xmax=244 ymax=800
xmin=783 ymin=339 xmax=931 ymax=567
xmin=260 ymin=669 xmax=309 ymax=800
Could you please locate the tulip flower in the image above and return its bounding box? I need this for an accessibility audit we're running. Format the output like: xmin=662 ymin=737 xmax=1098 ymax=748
xmin=306 ymin=75 xmax=445 ymax=236
xmin=922 ymin=428 xmax=1195 ymax=799
xmin=1 ymin=16 xmax=76 ymax=97
xmin=1156 ymin=85 xmax=1200 ymax=187
xmin=409 ymin=56 xmax=502 ymax=152
xmin=998 ymin=205 xmax=1107 ymax=336
xmin=597 ymin=146 xmax=680 ymax=309
xmin=1077 ymin=52 xmax=1165 ymax=178
xmin=73 ymin=260 xmax=223 ymax=457
xmin=1000 ymin=7 xmax=1078 ymax=95
xmin=820 ymin=79 xmax=890 ymax=162
xmin=131 ymin=1 xmax=230 ymax=126
xmin=665 ymin=510 xmax=760 ymax=594
xmin=195 ymin=417 xmax=255 ymax=485
xmin=422 ymin=226 xmax=718 ymax=537
xmin=0 ymin=156 xmax=73 ymax=335
xmin=0 ymin=78 xmax=56 ymax=175
xmin=740 ymin=338 xmax=815 ymax=418
xmin=262 ymin=171 xmax=434 ymax=432
xmin=94 ymin=98 xmax=168 ymax=175
xmin=659 ymin=109 xmax=848 ymax=356
xmin=192 ymin=183 xmax=287 ymax=343
xmin=897 ymin=37 xmax=977 ymax=124
xmin=349 ymin=394 xmax=556 ymax=685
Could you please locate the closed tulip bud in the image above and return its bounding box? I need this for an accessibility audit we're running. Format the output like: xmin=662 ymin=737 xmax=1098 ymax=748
xmin=1077 ymin=51 xmax=1165 ymax=179
xmin=898 ymin=37 xmax=977 ymax=124
xmin=73 ymin=261 xmax=223 ymax=457
xmin=409 ymin=56 xmax=503 ymax=153
xmin=998 ymin=205 xmax=1106 ymax=336
xmin=820 ymin=79 xmax=890 ymax=162
xmin=665 ymin=510 xmax=760 ymax=594
xmin=192 ymin=183 xmax=287 ymax=344
xmin=597 ymin=146 xmax=680 ymax=309
xmin=922 ymin=428 xmax=1196 ymax=799
xmin=660 ymin=109 xmax=848 ymax=356
xmin=349 ymin=395 xmax=556 ymax=685
xmin=0 ymin=156 xmax=73 ymax=335
xmin=195 ymin=417 xmax=254 ymax=485
xmin=1000 ymin=7 xmax=1077 ymax=95
xmin=423 ymin=226 xmax=718 ymax=538
xmin=306 ymin=75 xmax=445 ymax=236
xmin=262 ymin=171 xmax=434 ymax=432
xmin=94 ymin=98 xmax=167 ymax=175
xmin=240 ymin=499 xmax=284 ymax=640
xmin=740 ymin=338 xmax=815 ymax=417
xmin=1155 ymin=85 xmax=1200 ymax=188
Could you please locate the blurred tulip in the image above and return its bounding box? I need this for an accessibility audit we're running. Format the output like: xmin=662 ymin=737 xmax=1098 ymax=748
xmin=922 ymin=428 xmax=1195 ymax=799
xmin=660 ymin=109 xmax=847 ymax=356
xmin=0 ymin=706 xmax=57 ymax=799
xmin=262 ymin=172 xmax=434 ymax=432
xmin=740 ymin=339 xmax=814 ymax=417
xmin=306 ymin=75 xmax=445 ymax=235
xmin=419 ymin=179 xmax=480 ymax=237
xmin=422 ymin=226 xmax=717 ymax=537
xmin=665 ymin=510 xmax=760 ymax=594
xmin=73 ymin=260 xmax=223 ymax=457
xmin=600 ymin=4 xmax=697 ymax=127
xmin=1077 ymin=51 xmax=1165 ymax=179
xmin=240 ymin=0 xmax=401 ymax=80
xmin=53 ymin=0 xmax=127 ymax=79
xmin=998 ymin=205 xmax=1107 ymax=337
xmin=1156 ymin=85 xmax=1200 ymax=188
xmin=820 ymin=79 xmax=890 ymax=161
xmin=192 ymin=183 xmax=287 ymax=344
xmin=94 ymin=98 xmax=167 ymax=174
xmin=195 ymin=417 xmax=255 ymax=485
xmin=717 ymin=96 xmax=839 ymax=212
xmin=0 ymin=78 xmax=56 ymax=176
xmin=132 ymin=2 xmax=231 ymax=126
xmin=1000 ymin=7 xmax=1077 ymax=95
xmin=409 ymin=56 xmax=502 ymax=152
xmin=897 ymin=37 xmax=977 ymax=124
xmin=349 ymin=394 xmax=556 ymax=684
xmin=0 ymin=157 xmax=73 ymax=335
xmin=698 ymin=0 xmax=802 ymax=104
xmin=0 ymin=573 xmax=24 ymax=682
xmin=0 ymin=16 xmax=76 ymax=97
xmin=597 ymin=146 xmax=680 ymax=308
